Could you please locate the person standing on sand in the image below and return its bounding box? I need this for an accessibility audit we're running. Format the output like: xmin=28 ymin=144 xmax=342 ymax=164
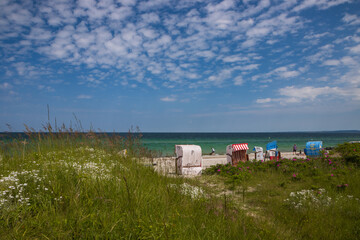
xmin=293 ymin=144 xmax=297 ymax=155
xmin=211 ymin=147 xmax=215 ymax=155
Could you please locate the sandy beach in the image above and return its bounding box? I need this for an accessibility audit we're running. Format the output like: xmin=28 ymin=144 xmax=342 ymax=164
xmin=151 ymin=151 xmax=307 ymax=175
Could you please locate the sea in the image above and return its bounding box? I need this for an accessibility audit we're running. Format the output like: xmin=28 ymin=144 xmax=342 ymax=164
xmin=1 ymin=131 xmax=360 ymax=157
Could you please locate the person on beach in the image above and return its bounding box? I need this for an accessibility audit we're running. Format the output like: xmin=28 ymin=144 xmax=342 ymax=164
xmin=293 ymin=144 xmax=297 ymax=155
xmin=211 ymin=147 xmax=215 ymax=155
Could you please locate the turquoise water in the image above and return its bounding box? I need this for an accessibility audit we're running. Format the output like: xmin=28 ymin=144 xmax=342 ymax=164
xmin=1 ymin=131 xmax=360 ymax=157
xmin=141 ymin=132 xmax=360 ymax=156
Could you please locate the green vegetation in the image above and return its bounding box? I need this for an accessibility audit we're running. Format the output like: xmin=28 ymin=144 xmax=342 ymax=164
xmin=204 ymin=150 xmax=360 ymax=239
xmin=0 ymin=128 xmax=268 ymax=239
xmin=335 ymin=142 xmax=360 ymax=165
xmin=1 ymin=127 xmax=359 ymax=239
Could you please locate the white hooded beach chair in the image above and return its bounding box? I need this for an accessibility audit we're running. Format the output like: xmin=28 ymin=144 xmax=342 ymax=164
xmin=175 ymin=145 xmax=202 ymax=175
xmin=253 ymin=146 xmax=264 ymax=161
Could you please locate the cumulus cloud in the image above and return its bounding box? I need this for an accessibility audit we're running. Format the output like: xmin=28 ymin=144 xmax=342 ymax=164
xmin=278 ymin=86 xmax=341 ymax=101
xmin=239 ymin=64 xmax=259 ymax=71
xmin=233 ymin=76 xmax=244 ymax=86
xmin=257 ymin=84 xmax=360 ymax=106
xmin=222 ymin=55 xmax=248 ymax=63
xmin=160 ymin=96 xmax=176 ymax=102
xmin=0 ymin=0 xmax=356 ymax=93
xmin=323 ymin=56 xmax=357 ymax=66
xmin=138 ymin=0 xmax=171 ymax=11
xmin=77 ymin=94 xmax=92 ymax=99
xmin=0 ymin=82 xmax=12 ymax=90
xmin=38 ymin=85 xmax=55 ymax=92
xmin=242 ymin=13 xmax=302 ymax=49
xmin=256 ymin=98 xmax=272 ymax=104
xmin=293 ymin=0 xmax=352 ymax=12
xmin=323 ymin=59 xmax=341 ymax=66
xmin=267 ymin=65 xmax=300 ymax=79
xmin=349 ymin=44 xmax=360 ymax=54
xmin=206 ymin=0 xmax=235 ymax=13
xmin=342 ymin=13 xmax=360 ymax=25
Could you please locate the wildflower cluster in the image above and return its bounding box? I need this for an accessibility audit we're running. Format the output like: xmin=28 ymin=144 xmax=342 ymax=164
xmin=170 ymin=183 xmax=205 ymax=199
xmin=0 ymin=170 xmax=51 ymax=208
xmin=284 ymin=189 xmax=332 ymax=209
xmin=44 ymin=147 xmax=128 ymax=180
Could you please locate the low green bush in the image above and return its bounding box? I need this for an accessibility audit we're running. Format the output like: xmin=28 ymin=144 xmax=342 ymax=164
xmin=335 ymin=142 xmax=360 ymax=165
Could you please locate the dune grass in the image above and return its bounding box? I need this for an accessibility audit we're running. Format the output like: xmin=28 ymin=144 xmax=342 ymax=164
xmin=1 ymin=125 xmax=359 ymax=239
xmin=0 ymin=128 xmax=273 ymax=239
xmin=203 ymin=148 xmax=360 ymax=240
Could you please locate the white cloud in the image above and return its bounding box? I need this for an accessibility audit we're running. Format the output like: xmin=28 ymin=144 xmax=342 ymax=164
xmin=255 ymin=83 xmax=360 ymax=106
xmin=323 ymin=56 xmax=357 ymax=66
xmin=349 ymin=44 xmax=360 ymax=54
xmin=222 ymin=55 xmax=248 ymax=63
xmin=138 ymin=0 xmax=171 ymax=11
xmin=340 ymin=56 xmax=357 ymax=65
xmin=242 ymin=39 xmax=257 ymax=48
xmin=138 ymin=28 xmax=158 ymax=39
xmin=0 ymin=82 xmax=12 ymax=90
xmin=160 ymin=96 xmax=176 ymax=102
xmin=306 ymin=44 xmax=334 ymax=63
xmin=256 ymin=98 xmax=272 ymax=104
xmin=118 ymin=0 xmax=137 ymax=6
xmin=293 ymin=0 xmax=352 ymax=12
xmin=233 ymin=76 xmax=243 ymax=86
xmin=246 ymin=27 xmax=271 ymax=38
xmin=26 ymin=27 xmax=53 ymax=41
xmin=269 ymin=66 xmax=300 ymax=78
xmin=239 ymin=64 xmax=259 ymax=71
xmin=341 ymin=67 xmax=360 ymax=86
xmin=141 ymin=12 xmax=160 ymax=23
xmin=206 ymin=0 xmax=235 ymax=13
xmin=279 ymin=71 xmax=300 ymax=78
xmin=109 ymin=6 xmax=133 ymax=21
xmin=77 ymin=94 xmax=92 ymax=99
xmin=342 ymin=13 xmax=360 ymax=25
xmin=207 ymin=69 xmax=233 ymax=86
xmin=38 ymin=85 xmax=55 ymax=92
xmin=0 ymin=0 xmax=357 ymax=94
xmin=279 ymin=86 xmax=340 ymax=101
xmin=241 ymin=0 xmax=271 ymax=18
xmin=242 ymin=13 xmax=302 ymax=49
xmin=323 ymin=59 xmax=341 ymax=66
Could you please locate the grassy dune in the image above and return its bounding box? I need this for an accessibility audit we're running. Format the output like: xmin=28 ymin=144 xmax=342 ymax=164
xmin=0 ymin=130 xmax=268 ymax=239
xmin=1 ymin=128 xmax=359 ymax=239
xmin=203 ymin=145 xmax=360 ymax=240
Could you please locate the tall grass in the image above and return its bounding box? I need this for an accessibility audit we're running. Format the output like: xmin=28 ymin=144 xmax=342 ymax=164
xmin=204 ymin=152 xmax=360 ymax=239
xmin=0 ymin=124 xmax=271 ymax=239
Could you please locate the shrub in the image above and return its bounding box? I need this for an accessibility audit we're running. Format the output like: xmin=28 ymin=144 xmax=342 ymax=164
xmin=335 ymin=142 xmax=360 ymax=165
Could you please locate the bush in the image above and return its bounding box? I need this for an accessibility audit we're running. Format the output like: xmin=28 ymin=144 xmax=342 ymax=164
xmin=335 ymin=142 xmax=360 ymax=165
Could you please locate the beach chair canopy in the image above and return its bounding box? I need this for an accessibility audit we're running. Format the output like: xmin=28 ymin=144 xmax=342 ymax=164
xmin=232 ymin=143 xmax=249 ymax=151
xmin=175 ymin=145 xmax=202 ymax=167
xmin=305 ymin=141 xmax=323 ymax=156
xmin=226 ymin=143 xmax=249 ymax=165
xmin=266 ymin=141 xmax=278 ymax=151
xmin=253 ymin=146 xmax=263 ymax=152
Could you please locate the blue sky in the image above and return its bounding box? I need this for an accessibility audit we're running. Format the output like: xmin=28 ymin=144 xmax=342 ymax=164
xmin=1 ymin=0 xmax=360 ymax=132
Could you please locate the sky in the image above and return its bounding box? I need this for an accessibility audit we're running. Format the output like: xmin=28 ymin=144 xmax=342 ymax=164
xmin=0 ymin=0 xmax=360 ymax=132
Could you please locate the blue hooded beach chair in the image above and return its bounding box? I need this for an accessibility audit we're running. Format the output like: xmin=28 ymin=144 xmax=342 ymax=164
xmin=266 ymin=141 xmax=278 ymax=159
xmin=304 ymin=141 xmax=323 ymax=157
